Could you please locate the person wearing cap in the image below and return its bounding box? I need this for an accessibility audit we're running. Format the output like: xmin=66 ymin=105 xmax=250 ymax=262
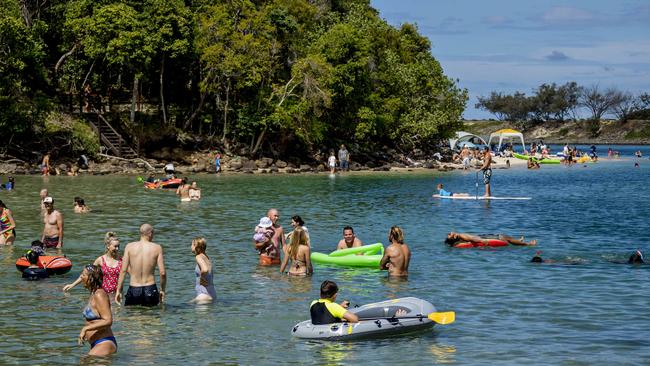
xmin=41 ymin=196 xmax=64 ymax=248
xmin=336 ymin=226 xmax=363 ymax=250
xmin=254 ymin=209 xmax=286 ymax=265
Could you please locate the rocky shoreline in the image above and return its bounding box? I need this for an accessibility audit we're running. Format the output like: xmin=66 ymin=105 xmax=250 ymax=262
xmin=0 ymin=149 xmax=528 ymax=177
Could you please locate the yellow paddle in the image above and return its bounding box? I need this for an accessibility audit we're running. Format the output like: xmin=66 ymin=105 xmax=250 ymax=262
xmin=428 ymin=311 xmax=455 ymax=324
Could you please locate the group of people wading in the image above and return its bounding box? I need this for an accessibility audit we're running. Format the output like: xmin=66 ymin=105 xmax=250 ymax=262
xmin=254 ymin=209 xmax=411 ymax=277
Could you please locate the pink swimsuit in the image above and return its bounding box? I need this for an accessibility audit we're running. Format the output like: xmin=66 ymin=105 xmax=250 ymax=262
xmin=101 ymin=256 xmax=122 ymax=293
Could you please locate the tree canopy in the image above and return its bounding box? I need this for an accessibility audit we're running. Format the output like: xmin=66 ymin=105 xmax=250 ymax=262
xmin=1 ymin=0 xmax=467 ymax=159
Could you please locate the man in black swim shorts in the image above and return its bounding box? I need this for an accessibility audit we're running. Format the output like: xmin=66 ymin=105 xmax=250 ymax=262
xmin=478 ymin=147 xmax=493 ymax=197
xmin=115 ymin=224 xmax=166 ymax=307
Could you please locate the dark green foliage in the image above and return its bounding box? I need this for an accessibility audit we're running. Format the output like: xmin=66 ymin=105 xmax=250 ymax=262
xmin=1 ymin=0 xmax=467 ymax=158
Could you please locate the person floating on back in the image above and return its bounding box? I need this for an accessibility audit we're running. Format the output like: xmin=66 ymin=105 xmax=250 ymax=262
xmin=310 ymin=280 xmax=359 ymax=325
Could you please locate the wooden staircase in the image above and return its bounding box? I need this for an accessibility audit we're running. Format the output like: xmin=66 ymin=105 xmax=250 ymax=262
xmin=88 ymin=112 xmax=138 ymax=159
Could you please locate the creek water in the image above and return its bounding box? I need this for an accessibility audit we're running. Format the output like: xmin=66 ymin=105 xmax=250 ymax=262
xmin=1 ymin=147 xmax=649 ymax=365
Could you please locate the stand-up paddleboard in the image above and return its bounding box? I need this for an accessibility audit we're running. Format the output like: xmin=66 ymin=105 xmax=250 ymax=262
xmin=432 ymin=194 xmax=531 ymax=201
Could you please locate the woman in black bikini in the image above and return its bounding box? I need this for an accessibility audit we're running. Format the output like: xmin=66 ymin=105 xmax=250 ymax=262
xmin=280 ymin=227 xmax=312 ymax=276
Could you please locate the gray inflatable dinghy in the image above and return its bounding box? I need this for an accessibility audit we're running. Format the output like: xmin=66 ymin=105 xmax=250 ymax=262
xmin=291 ymin=297 xmax=437 ymax=340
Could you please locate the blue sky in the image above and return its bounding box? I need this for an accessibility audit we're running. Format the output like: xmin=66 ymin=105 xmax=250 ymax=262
xmin=370 ymin=0 xmax=650 ymax=119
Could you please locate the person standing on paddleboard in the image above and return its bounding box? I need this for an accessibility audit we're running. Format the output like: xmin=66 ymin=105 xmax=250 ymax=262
xmin=478 ymin=147 xmax=492 ymax=197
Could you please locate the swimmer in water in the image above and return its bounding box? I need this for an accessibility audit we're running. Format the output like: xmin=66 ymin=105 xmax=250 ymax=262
xmin=530 ymin=251 xmax=584 ymax=265
xmin=628 ymin=250 xmax=644 ymax=264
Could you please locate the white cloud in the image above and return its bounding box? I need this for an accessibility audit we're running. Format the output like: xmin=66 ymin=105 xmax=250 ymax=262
xmin=540 ymin=6 xmax=596 ymax=24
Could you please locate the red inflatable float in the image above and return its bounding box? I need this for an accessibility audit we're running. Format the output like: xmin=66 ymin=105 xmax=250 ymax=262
xmin=144 ymin=178 xmax=182 ymax=189
xmin=452 ymin=239 xmax=509 ymax=249
xmin=16 ymin=256 xmax=72 ymax=275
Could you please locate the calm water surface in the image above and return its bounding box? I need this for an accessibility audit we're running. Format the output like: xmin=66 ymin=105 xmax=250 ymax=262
xmin=1 ymin=151 xmax=649 ymax=365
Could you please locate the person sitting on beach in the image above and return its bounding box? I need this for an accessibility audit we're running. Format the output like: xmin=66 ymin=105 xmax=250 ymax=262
xmin=435 ymin=183 xmax=470 ymax=197
xmin=287 ymin=215 xmax=310 ymax=247
xmin=628 ymin=250 xmax=644 ymax=264
xmin=310 ymin=280 xmax=359 ymax=325
xmin=64 ymin=232 xmax=122 ymax=294
xmin=41 ymin=196 xmax=63 ymax=248
xmin=22 ymin=249 xmax=49 ymax=280
xmin=445 ymin=232 xmax=537 ymax=246
xmin=191 ymin=237 xmax=217 ymax=303
xmin=337 ymin=226 xmax=363 ymax=250
xmin=380 ymin=226 xmax=411 ymax=277
xmin=78 ymin=264 xmax=117 ymax=356
xmin=74 ymin=198 xmax=91 ymax=213
xmin=189 ymin=182 xmax=201 ymax=201
xmin=280 ymin=227 xmax=313 ymax=276
xmin=176 ymin=178 xmax=191 ymax=202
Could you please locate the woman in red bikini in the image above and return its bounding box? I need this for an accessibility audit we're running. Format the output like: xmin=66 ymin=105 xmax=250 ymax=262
xmin=63 ymin=232 xmax=122 ymax=295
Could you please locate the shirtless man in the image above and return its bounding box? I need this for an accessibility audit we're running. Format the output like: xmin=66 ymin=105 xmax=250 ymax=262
xmin=41 ymin=197 xmax=63 ymax=248
xmin=176 ymin=178 xmax=191 ymax=202
xmin=460 ymin=146 xmax=471 ymax=170
xmin=254 ymin=209 xmax=286 ymax=265
xmin=478 ymin=147 xmax=492 ymax=197
xmin=445 ymin=232 xmax=537 ymax=246
xmin=115 ymin=224 xmax=166 ymax=306
xmin=380 ymin=226 xmax=411 ymax=277
xmin=336 ymin=226 xmax=362 ymax=250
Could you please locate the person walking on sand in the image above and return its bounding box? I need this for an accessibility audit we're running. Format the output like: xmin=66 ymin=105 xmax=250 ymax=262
xmin=115 ymin=224 xmax=166 ymax=306
xmin=41 ymin=197 xmax=63 ymax=248
xmin=379 ymin=226 xmax=411 ymax=277
xmin=478 ymin=147 xmax=492 ymax=197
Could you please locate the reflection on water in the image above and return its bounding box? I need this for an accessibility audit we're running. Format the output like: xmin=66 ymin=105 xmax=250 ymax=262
xmin=428 ymin=343 xmax=457 ymax=364
xmin=2 ymin=161 xmax=650 ymax=363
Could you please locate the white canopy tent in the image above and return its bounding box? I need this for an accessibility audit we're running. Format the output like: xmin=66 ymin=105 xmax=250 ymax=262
xmin=487 ymin=129 xmax=526 ymax=152
xmin=448 ymin=132 xmax=488 ymax=151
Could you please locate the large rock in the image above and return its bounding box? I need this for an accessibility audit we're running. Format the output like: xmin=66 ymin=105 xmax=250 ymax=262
xmin=275 ymin=160 xmax=287 ymax=168
xmin=228 ymin=160 xmax=243 ymax=170
xmin=243 ymin=160 xmax=257 ymax=170
xmin=299 ymin=164 xmax=312 ymax=172
xmin=316 ymin=164 xmax=325 ymax=172
xmin=0 ymin=163 xmax=17 ymax=174
xmin=255 ymin=159 xmax=269 ymax=169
